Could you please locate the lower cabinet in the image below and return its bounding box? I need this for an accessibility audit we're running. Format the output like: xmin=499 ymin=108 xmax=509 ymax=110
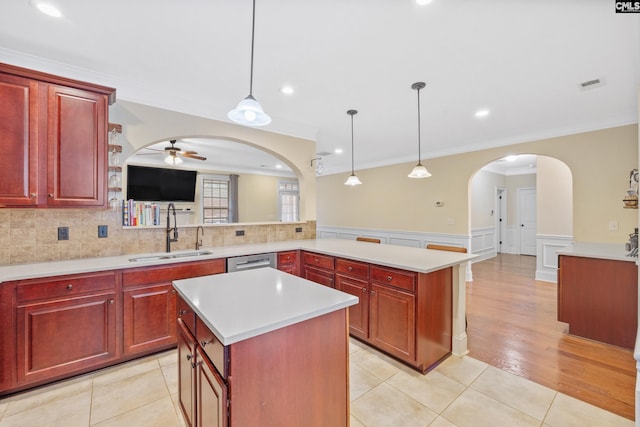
xmin=178 ymin=319 xmax=197 ymax=427
xmin=123 ymin=283 xmax=177 ymax=356
xmin=302 ymin=251 xmax=335 ymax=287
xmin=277 ymin=251 xmax=298 ymax=275
xmin=195 ymin=347 xmax=228 ymax=427
xmin=369 ymin=283 xmax=416 ymax=361
xmin=14 ymin=272 xmax=118 ymax=386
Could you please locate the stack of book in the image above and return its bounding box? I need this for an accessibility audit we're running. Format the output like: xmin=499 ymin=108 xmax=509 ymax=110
xmin=122 ymin=200 xmax=161 ymax=226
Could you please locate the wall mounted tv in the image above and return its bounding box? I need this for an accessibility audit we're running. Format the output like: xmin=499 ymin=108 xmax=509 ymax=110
xmin=126 ymin=165 xmax=197 ymax=202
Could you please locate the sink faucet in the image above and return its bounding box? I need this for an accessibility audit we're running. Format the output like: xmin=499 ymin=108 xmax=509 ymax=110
xmin=195 ymin=225 xmax=204 ymax=250
xmin=166 ymin=203 xmax=178 ymax=252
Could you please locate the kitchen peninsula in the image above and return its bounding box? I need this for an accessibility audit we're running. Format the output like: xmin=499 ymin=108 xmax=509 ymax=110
xmin=0 ymin=238 xmax=475 ymax=397
xmin=173 ymin=268 xmax=357 ymax=426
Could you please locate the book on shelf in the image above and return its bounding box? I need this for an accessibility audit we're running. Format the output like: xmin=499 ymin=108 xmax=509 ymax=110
xmin=122 ymin=200 xmax=161 ymax=226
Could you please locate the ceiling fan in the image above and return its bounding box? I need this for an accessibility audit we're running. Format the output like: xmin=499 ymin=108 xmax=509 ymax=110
xmin=141 ymin=140 xmax=207 ymax=165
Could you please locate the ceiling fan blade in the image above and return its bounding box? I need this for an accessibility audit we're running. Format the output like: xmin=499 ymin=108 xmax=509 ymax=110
xmin=183 ymin=150 xmax=198 ymax=154
xmin=144 ymin=147 xmax=164 ymax=152
xmin=182 ymin=153 xmax=207 ymax=161
xmin=137 ymin=152 xmax=162 ymax=156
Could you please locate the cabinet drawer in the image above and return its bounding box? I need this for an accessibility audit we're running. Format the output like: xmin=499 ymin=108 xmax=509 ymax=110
xmin=17 ymin=272 xmax=116 ymax=303
xmin=278 ymin=251 xmax=297 ymax=266
xmin=196 ymin=316 xmax=228 ymax=379
xmin=177 ymin=294 xmax=196 ymax=335
xmin=371 ymin=266 xmax=416 ymax=293
xmin=336 ymin=258 xmax=369 ymax=280
xmin=304 ymin=266 xmax=335 ymax=288
xmin=303 ymin=252 xmax=335 ymax=270
xmin=122 ymin=258 xmax=225 ymax=287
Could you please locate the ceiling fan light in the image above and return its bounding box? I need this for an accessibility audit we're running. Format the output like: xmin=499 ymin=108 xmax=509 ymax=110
xmin=165 ymin=154 xmax=183 ymax=165
xmin=408 ymin=163 xmax=431 ymax=178
xmin=228 ymin=95 xmax=271 ymax=126
xmin=344 ymin=173 xmax=362 ymax=186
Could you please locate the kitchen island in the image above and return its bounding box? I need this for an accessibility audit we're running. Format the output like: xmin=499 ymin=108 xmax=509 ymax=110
xmin=173 ymin=268 xmax=357 ymax=427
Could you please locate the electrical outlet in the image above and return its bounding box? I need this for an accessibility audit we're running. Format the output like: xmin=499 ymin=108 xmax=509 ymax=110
xmin=608 ymin=221 xmax=618 ymax=231
xmin=295 ymin=227 xmax=303 ymax=233
xmin=57 ymin=226 xmax=69 ymax=241
xmin=98 ymin=225 xmax=108 ymax=238
xmin=235 ymin=230 xmax=245 ymax=236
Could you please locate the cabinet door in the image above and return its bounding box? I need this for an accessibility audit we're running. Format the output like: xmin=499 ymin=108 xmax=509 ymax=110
xmin=47 ymin=84 xmax=107 ymax=207
xmin=304 ymin=266 xmax=335 ymax=288
xmin=369 ymin=283 xmax=416 ymax=362
xmin=335 ymin=274 xmax=369 ymax=339
xmin=178 ymin=320 xmax=197 ymax=427
xmin=196 ymin=347 xmax=228 ymax=427
xmin=16 ymin=292 xmax=117 ymax=384
xmin=0 ymin=74 xmax=40 ymax=206
xmin=123 ymin=283 xmax=177 ymax=355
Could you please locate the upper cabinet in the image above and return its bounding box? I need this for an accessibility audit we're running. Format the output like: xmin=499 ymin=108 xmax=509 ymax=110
xmin=0 ymin=63 xmax=115 ymax=208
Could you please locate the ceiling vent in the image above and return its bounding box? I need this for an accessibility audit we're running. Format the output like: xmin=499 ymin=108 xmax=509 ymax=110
xmin=578 ymin=78 xmax=604 ymax=91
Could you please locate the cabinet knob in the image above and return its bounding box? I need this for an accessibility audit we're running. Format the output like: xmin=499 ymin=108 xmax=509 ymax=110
xmin=30 ymin=193 xmax=36 ymax=198
xmin=361 ymin=287 xmax=367 ymax=293
xmin=387 ymin=276 xmax=393 ymax=282
xmin=348 ymin=266 xmax=353 ymax=271
xmin=109 ymin=299 xmax=114 ymax=304
xmin=178 ymin=309 xmax=188 ymax=315
xmin=186 ymin=354 xmax=192 ymax=361
xmin=48 ymin=193 xmax=53 ymax=198
xmin=201 ymin=340 xmax=208 ymax=348
xmin=286 ymin=256 xmax=291 ymax=260
xmin=66 ymin=284 xmax=73 ymax=290
xmin=370 ymin=290 xmax=377 ymax=296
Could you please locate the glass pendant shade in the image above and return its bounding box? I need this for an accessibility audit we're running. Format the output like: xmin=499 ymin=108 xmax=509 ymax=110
xmin=344 ymin=173 xmax=362 ymax=186
xmin=165 ymin=154 xmax=183 ymax=165
xmin=228 ymin=94 xmax=271 ymax=126
xmin=408 ymin=162 xmax=431 ymax=178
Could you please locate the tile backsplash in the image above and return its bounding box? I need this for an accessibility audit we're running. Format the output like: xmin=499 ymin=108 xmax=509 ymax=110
xmin=0 ymin=209 xmax=316 ymax=266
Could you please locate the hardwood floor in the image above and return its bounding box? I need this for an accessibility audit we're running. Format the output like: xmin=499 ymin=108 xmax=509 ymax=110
xmin=467 ymin=254 xmax=636 ymax=421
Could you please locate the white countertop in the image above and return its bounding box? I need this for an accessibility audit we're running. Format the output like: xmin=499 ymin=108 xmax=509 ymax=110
xmin=556 ymin=242 xmax=637 ymax=263
xmin=0 ymin=238 xmax=477 ymax=282
xmin=173 ymin=267 xmax=358 ymax=345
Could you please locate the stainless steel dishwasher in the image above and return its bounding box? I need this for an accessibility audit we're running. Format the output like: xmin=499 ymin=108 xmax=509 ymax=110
xmin=226 ymin=253 xmax=277 ymax=272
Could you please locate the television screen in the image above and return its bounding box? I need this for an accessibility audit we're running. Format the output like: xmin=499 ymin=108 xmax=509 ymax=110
xmin=126 ymin=165 xmax=197 ymax=202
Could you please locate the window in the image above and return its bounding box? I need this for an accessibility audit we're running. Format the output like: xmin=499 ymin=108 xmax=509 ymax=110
xmin=279 ymin=181 xmax=299 ymax=222
xmin=202 ymin=177 xmax=229 ymax=223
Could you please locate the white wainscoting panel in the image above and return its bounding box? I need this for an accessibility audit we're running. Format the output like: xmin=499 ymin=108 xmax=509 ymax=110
xmin=470 ymin=227 xmax=496 ymax=262
xmin=535 ymin=234 xmax=573 ymax=283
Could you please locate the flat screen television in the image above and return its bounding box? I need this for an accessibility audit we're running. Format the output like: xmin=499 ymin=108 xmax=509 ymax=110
xmin=126 ymin=165 xmax=197 ymax=202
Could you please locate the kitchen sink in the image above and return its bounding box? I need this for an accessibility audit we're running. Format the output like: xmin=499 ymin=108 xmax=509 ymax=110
xmin=128 ymin=250 xmax=213 ymax=262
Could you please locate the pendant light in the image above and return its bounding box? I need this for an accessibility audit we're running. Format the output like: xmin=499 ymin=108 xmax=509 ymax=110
xmin=228 ymin=0 xmax=271 ymax=126
xmin=344 ymin=109 xmax=362 ymax=186
xmin=408 ymin=82 xmax=432 ymax=178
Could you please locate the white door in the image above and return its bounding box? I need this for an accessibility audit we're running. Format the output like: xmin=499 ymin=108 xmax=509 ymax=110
xmin=518 ymin=188 xmax=537 ymax=256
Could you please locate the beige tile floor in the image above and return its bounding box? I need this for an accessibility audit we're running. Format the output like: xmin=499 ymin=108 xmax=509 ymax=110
xmin=0 ymin=339 xmax=634 ymax=427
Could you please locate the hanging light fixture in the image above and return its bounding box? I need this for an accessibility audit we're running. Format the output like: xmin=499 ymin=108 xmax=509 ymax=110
xmin=228 ymin=0 xmax=271 ymax=126
xmin=164 ymin=152 xmax=183 ymax=165
xmin=344 ymin=109 xmax=362 ymax=186
xmin=408 ymin=81 xmax=432 ymax=178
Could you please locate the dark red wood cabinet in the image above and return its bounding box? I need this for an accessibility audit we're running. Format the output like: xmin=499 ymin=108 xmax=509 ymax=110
xmin=277 ymin=251 xmax=298 ymax=275
xmin=0 ymin=63 xmax=114 ymax=208
xmin=302 ymin=251 xmax=335 ymax=287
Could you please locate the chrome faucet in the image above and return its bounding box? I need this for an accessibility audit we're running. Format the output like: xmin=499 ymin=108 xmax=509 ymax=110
xmin=195 ymin=225 xmax=204 ymax=250
xmin=166 ymin=203 xmax=178 ymax=252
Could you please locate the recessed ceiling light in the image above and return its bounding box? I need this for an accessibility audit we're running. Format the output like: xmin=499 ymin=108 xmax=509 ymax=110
xmin=416 ymin=0 xmax=433 ymax=5
xmin=280 ymin=86 xmax=294 ymax=95
xmin=334 ymin=148 xmax=343 ymax=154
xmin=475 ymin=109 xmax=490 ymax=118
xmin=31 ymin=1 xmax=63 ymax=17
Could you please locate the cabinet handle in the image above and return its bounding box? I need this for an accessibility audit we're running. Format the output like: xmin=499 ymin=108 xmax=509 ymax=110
xmin=201 ymin=340 xmax=208 ymax=348
xmin=66 ymin=284 xmax=73 ymax=290
xmin=370 ymin=290 xmax=376 ymax=296
xmin=348 ymin=266 xmax=353 ymax=271
xmin=186 ymin=354 xmax=192 ymax=361
xmin=30 ymin=193 xmax=36 ymax=198
xmin=387 ymin=276 xmax=393 ymax=282
xmin=179 ymin=309 xmax=188 ymax=315
xmin=361 ymin=287 xmax=367 ymax=293
xmin=48 ymin=193 xmax=53 ymax=198
xmin=286 ymin=256 xmax=291 ymax=260
xmin=171 ymin=289 xmax=176 ymax=294
xmin=109 ymin=299 xmax=114 ymax=304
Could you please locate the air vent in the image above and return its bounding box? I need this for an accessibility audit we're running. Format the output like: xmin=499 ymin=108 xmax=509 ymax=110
xmin=578 ymin=78 xmax=604 ymax=91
